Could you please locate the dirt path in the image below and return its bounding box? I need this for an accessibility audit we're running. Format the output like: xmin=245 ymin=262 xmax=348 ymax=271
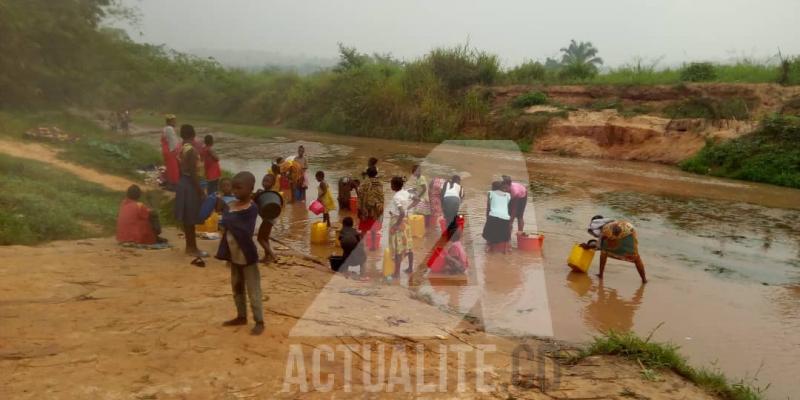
xmin=0 ymin=139 xmax=135 ymax=191
xmin=0 ymin=230 xmax=716 ymax=399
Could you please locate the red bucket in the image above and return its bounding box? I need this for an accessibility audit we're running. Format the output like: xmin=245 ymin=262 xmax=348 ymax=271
xmin=280 ymin=176 xmax=290 ymax=190
xmin=308 ymin=200 xmax=324 ymax=215
xmin=349 ymin=196 xmax=358 ymax=212
xmin=517 ymin=232 xmax=544 ymax=252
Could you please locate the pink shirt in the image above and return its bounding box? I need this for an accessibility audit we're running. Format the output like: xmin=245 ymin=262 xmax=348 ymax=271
xmin=509 ymin=182 xmax=527 ymax=199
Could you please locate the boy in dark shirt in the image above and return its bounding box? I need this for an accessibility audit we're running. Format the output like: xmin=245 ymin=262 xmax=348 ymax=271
xmin=216 ymin=171 xmax=264 ymax=335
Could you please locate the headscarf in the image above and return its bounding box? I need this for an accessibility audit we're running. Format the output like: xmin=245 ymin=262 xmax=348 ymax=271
xmin=588 ymin=216 xmax=614 ymax=238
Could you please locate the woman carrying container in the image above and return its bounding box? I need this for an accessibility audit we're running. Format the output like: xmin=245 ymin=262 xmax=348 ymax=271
xmin=587 ymin=216 xmax=647 ymax=284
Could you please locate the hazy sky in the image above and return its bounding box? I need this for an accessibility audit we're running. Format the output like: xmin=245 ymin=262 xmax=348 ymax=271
xmin=119 ymin=0 xmax=800 ymax=67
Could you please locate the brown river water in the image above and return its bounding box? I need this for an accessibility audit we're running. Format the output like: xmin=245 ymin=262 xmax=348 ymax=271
xmin=144 ymin=127 xmax=799 ymax=398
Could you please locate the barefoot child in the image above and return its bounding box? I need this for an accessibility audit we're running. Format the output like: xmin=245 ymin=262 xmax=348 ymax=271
xmin=216 ymin=172 xmax=265 ymax=335
xmin=256 ymin=174 xmax=280 ymax=264
xmin=389 ymin=176 xmax=418 ymax=276
xmin=315 ymin=171 xmax=336 ymax=227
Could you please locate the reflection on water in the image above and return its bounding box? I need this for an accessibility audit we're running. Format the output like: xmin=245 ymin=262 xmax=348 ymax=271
xmin=566 ymin=272 xmax=645 ymax=333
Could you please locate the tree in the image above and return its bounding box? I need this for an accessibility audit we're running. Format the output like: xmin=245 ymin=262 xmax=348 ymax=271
xmin=334 ymin=43 xmax=369 ymax=72
xmin=558 ymin=40 xmax=603 ymax=79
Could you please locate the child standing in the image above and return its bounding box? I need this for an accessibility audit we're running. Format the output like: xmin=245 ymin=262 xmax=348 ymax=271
xmin=216 ymin=171 xmax=264 ymax=335
xmin=339 ymin=217 xmax=367 ymax=279
xmin=202 ymin=134 xmax=221 ymax=195
xmin=256 ymin=174 xmax=280 ymax=264
xmin=362 ymin=157 xmax=379 ymax=178
xmin=389 ymin=176 xmax=417 ymax=276
xmin=315 ymin=171 xmax=336 ymax=227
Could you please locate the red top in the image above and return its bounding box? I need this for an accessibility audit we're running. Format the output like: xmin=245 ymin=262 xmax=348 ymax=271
xmin=201 ymin=145 xmax=221 ymax=181
xmin=116 ymin=199 xmax=156 ymax=244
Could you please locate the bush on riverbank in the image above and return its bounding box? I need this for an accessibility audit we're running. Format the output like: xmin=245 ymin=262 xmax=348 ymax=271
xmin=574 ymin=330 xmax=766 ymax=400
xmin=680 ymin=114 xmax=800 ymax=188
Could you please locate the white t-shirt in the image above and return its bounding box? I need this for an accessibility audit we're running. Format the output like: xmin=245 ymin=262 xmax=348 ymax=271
xmin=443 ymin=182 xmax=462 ymax=198
xmin=163 ymin=125 xmax=178 ymax=151
xmin=488 ymin=190 xmax=511 ymax=220
xmin=390 ymin=189 xmax=412 ymax=217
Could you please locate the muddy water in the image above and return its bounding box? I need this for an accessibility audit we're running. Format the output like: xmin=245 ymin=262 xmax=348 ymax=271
xmin=145 ymin=127 xmax=799 ymax=398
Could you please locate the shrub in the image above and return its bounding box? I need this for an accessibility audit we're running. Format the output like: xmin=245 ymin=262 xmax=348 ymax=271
xmin=504 ymin=60 xmax=547 ymax=84
xmin=681 ymin=62 xmax=718 ymax=82
xmin=422 ymin=45 xmax=500 ymax=94
xmin=511 ymin=91 xmax=548 ymax=108
xmin=665 ymin=97 xmax=750 ymax=120
xmin=681 ymin=114 xmax=800 ymax=188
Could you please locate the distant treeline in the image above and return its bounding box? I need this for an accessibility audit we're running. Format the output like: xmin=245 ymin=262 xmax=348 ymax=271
xmin=3 ymin=1 xmax=800 ymax=142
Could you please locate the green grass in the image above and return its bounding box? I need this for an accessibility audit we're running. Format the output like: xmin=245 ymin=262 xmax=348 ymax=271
xmin=0 ymin=110 xmax=160 ymax=179
xmin=664 ymin=97 xmax=751 ymax=120
xmin=588 ymin=62 xmax=789 ymax=86
xmin=0 ymin=153 xmax=126 ymax=245
xmin=511 ymin=91 xmax=548 ymax=108
xmin=681 ymin=114 xmax=800 ymax=188
xmin=573 ymin=330 xmax=767 ymax=400
xmin=133 ymin=112 xmax=289 ymax=138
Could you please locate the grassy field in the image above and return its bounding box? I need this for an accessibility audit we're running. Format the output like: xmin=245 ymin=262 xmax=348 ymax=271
xmin=573 ymin=330 xmax=767 ymax=400
xmin=0 ymin=111 xmax=161 ymax=180
xmin=590 ymin=62 xmax=788 ymax=86
xmin=0 ymin=153 xmax=125 ymax=245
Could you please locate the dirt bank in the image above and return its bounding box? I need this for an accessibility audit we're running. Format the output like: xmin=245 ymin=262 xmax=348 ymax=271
xmin=483 ymin=83 xmax=800 ymax=164
xmin=0 ymin=230 xmax=717 ymax=399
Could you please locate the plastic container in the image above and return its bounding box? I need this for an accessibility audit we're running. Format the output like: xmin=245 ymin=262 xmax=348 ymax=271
xmin=382 ymin=248 xmax=395 ymax=277
xmin=517 ymin=232 xmax=544 ymax=252
xmin=567 ymin=244 xmax=596 ymax=273
xmin=308 ymin=200 xmax=324 ymax=215
xmin=255 ymin=190 xmax=283 ymax=220
xmin=364 ymin=230 xmax=382 ymax=251
xmin=329 ymin=255 xmax=345 ymax=272
xmin=409 ymin=214 xmax=425 ymax=238
xmin=196 ymin=211 xmax=219 ymax=233
xmin=349 ymin=196 xmax=358 ymax=212
xmin=310 ymin=222 xmax=328 ymax=244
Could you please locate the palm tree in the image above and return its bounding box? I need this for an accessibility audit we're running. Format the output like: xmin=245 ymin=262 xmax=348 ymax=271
xmin=559 ymin=40 xmax=604 ymax=79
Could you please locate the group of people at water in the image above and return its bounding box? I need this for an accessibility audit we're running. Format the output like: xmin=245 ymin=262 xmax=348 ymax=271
xmin=114 ymin=114 xmax=647 ymax=334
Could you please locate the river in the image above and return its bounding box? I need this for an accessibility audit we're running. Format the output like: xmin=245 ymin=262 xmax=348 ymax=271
xmin=143 ymin=125 xmax=800 ymax=398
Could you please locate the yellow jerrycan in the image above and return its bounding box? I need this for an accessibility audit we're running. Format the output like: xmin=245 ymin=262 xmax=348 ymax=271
xmin=567 ymin=244 xmax=596 ymax=273
xmin=310 ymin=221 xmax=328 ymax=244
xmin=409 ymin=214 xmax=425 ymax=238
xmin=382 ymin=248 xmax=395 ymax=277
